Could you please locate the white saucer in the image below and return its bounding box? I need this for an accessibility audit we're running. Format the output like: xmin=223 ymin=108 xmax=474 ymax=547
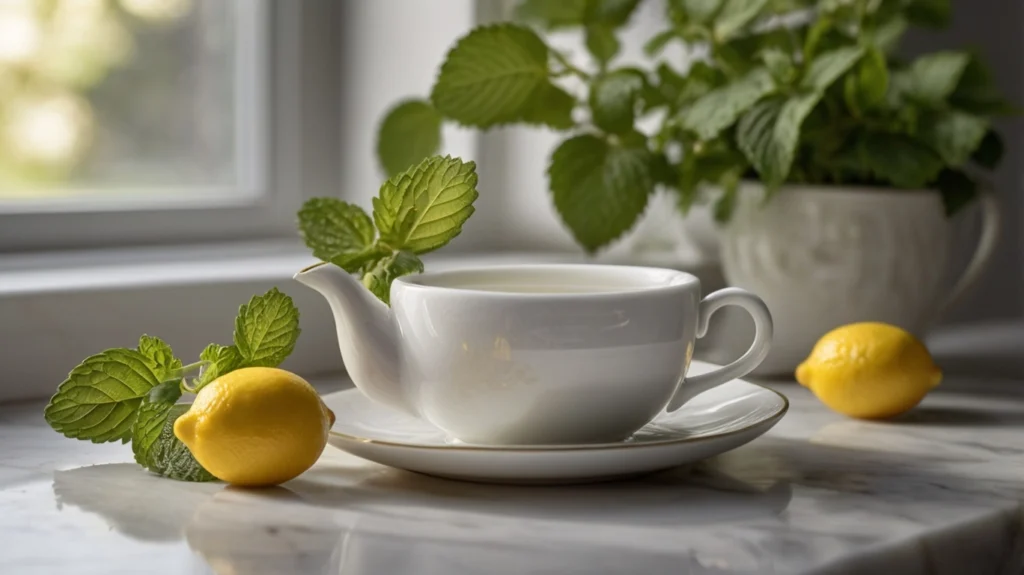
xmin=324 ymin=361 xmax=788 ymax=484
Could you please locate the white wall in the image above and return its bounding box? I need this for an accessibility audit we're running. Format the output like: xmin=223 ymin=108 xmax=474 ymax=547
xmin=337 ymin=0 xmax=482 ymax=246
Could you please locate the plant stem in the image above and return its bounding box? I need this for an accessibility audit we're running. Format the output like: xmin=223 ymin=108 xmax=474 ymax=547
xmin=180 ymin=360 xmax=206 ymax=373
xmin=551 ymin=50 xmax=591 ymax=80
xmin=177 ymin=360 xmax=210 ymax=394
xmin=654 ymin=117 xmax=675 ymax=152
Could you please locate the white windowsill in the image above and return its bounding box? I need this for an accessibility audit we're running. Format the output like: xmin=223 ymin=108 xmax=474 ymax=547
xmin=0 ymin=240 xmax=318 ymax=296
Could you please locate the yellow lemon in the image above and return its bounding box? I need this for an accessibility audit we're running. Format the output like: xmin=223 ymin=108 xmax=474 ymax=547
xmin=795 ymin=322 xmax=942 ymax=419
xmin=174 ymin=367 xmax=335 ymax=486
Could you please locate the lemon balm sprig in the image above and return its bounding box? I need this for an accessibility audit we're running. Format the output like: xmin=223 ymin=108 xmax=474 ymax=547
xmin=297 ymin=155 xmax=480 ymax=305
xmin=43 ymin=288 xmax=302 ymax=482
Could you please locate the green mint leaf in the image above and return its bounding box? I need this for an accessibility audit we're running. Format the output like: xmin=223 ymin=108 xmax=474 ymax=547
xmin=650 ymin=152 xmax=677 ymax=190
xmin=737 ymin=92 xmax=822 ymax=187
xmin=678 ymin=143 xmax=744 ymax=214
xmin=680 ymin=67 xmax=775 ymax=140
xmin=361 ymin=251 xmax=424 ymax=305
xmin=549 ymin=135 xmax=653 ymax=252
xmin=147 ymin=379 xmax=183 ymax=404
xmin=373 ymin=155 xmax=479 ymax=254
xmin=870 ymin=16 xmax=907 ymax=53
xmin=919 ymin=110 xmax=988 ymax=167
xmin=802 ymin=17 xmax=831 ymax=62
xmin=676 ymin=0 xmax=724 ymax=23
xmin=195 ymin=343 xmax=243 ymax=387
xmin=906 ymin=0 xmax=950 ymax=28
xmin=233 ymin=288 xmax=301 ymax=368
xmin=861 ymin=132 xmax=944 ymax=188
xmin=585 ymin=24 xmax=620 ymax=66
xmin=44 ymin=348 xmax=164 ymax=443
xmin=516 ymin=0 xmax=640 ymax=29
xmin=935 ymin=169 xmax=977 ymax=217
xmin=883 ymin=69 xmax=914 ymax=109
xmin=585 ymin=0 xmax=642 ymax=26
xmin=515 ymin=0 xmax=588 ymax=29
xmin=376 ymin=100 xmax=443 ymax=178
xmin=298 ymin=198 xmax=379 ymax=273
xmin=761 ymin=48 xmax=796 ymax=85
xmin=648 ymin=62 xmax=722 ymax=112
xmin=971 ymin=130 xmax=1004 ymax=170
xmin=673 ymin=62 xmax=721 ymax=107
xmin=132 ymin=399 xmax=173 ymax=467
xmin=907 ymin=51 xmax=970 ymax=104
xmin=136 ymin=336 xmax=181 ymax=379
xmin=712 ymin=170 xmax=741 ymax=223
xmin=637 ymin=64 xmax=673 ymax=111
xmin=431 ymin=24 xmax=550 ymax=128
xmin=713 ymin=0 xmax=769 ymax=42
xmin=678 ymin=152 xmax=700 ymax=214
xmin=520 ymin=83 xmax=576 ymax=129
xmin=590 ymin=70 xmax=644 ymax=134
xmin=950 ymin=55 xmax=1015 ymax=115
xmin=843 ymin=47 xmax=888 ymax=116
xmin=801 ymin=46 xmax=864 ymax=92
xmin=132 ymin=402 xmax=216 ymax=482
xmin=643 ymin=29 xmax=679 ymax=57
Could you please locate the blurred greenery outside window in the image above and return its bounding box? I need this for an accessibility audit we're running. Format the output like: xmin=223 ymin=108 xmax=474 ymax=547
xmin=0 ymin=0 xmax=247 ymax=201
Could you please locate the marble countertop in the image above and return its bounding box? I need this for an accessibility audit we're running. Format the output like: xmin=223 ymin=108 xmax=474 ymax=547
xmin=3 ymin=339 xmax=1024 ymax=575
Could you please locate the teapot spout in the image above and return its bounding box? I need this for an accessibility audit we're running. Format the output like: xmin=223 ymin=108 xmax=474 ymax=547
xmin=293 ymin=262 xmax=411 ymax=414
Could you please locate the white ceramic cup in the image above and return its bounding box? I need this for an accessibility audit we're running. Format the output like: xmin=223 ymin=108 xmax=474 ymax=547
xmin=295 ymin=264 xmax=773 ymax=445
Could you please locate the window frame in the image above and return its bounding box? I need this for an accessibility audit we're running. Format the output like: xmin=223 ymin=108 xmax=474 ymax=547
xmin=0 ymin=0 xmax=341 ymax=252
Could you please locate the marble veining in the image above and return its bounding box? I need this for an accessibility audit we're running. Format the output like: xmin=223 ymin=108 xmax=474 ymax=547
xmin=2 ymin=365 xmax=1024 ymax=575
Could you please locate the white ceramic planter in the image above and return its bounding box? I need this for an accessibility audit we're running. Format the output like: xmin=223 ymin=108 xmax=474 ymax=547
xmin=716 ymin=183 xmax=999 ymax=376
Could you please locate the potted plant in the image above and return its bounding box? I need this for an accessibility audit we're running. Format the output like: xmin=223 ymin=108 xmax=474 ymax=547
xmin=376 ymin=0 xmax=1009 ymax=374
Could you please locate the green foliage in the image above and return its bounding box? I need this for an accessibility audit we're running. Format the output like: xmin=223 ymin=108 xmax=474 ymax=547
xmin=801 ymin=47 xmax=864 ymax=91
xmin=377 ymin=100 xmax=443 ymax=177
xmin=196 ymin=343 xmax=242 ymax=387
xmin=680 ymin=67 xmax=776 ymax=140
xmin=297 ymin=198 xmax=380 ymax=273
xmin=132 ymin=401 xmax=216 ymax=482
xmin=585 ymin=24 xmax=621 ymax=66
xmin=713 ymin=0 xmax=769 ymax=42
xmin=376 ymin=0 xmax=1009 ymax=253
xmin=516 ymin=0 xmax=642 ymax=29
xmin=430 ymin=24 xmax=562 ymax=129
xmin=549 ymin=135 xmax=654 ymax=252
xmin=844 ymin=47 xmax=889 ymax=116
xmin=590 ymin=70 xmax=645 ymax=133
xmin=906 ymin=51 xmax=970 ymax=104
xmin=362 ymin=251 xmax=425 ymax=305
xmin=234 ymin=288 xmax=301 ymax=368
xmin=373 ymin=156 xmax=478 ymax=254
xmin=197 ymin=290 xmax=300 ymax=388
xmin=137 ymin=336 xmax=182 ymax=377
xmin=46 ymin=290 xmax=302 ymax=482
xmin=737 ymin=92 xmax=823 ymax=188
xmin=299 ymin=155 xmax=480 ymax=304
xmin=44 ymin=348 xmax=166 ymax=444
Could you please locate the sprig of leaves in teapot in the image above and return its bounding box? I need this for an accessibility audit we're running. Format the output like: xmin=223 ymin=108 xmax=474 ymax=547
xmin=297 ymin=155 xmax=479 ymax=305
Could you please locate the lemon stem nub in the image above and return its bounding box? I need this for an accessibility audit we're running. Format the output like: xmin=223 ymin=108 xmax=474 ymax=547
xmin=173 ymin=413 xmax=197 ymax=446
